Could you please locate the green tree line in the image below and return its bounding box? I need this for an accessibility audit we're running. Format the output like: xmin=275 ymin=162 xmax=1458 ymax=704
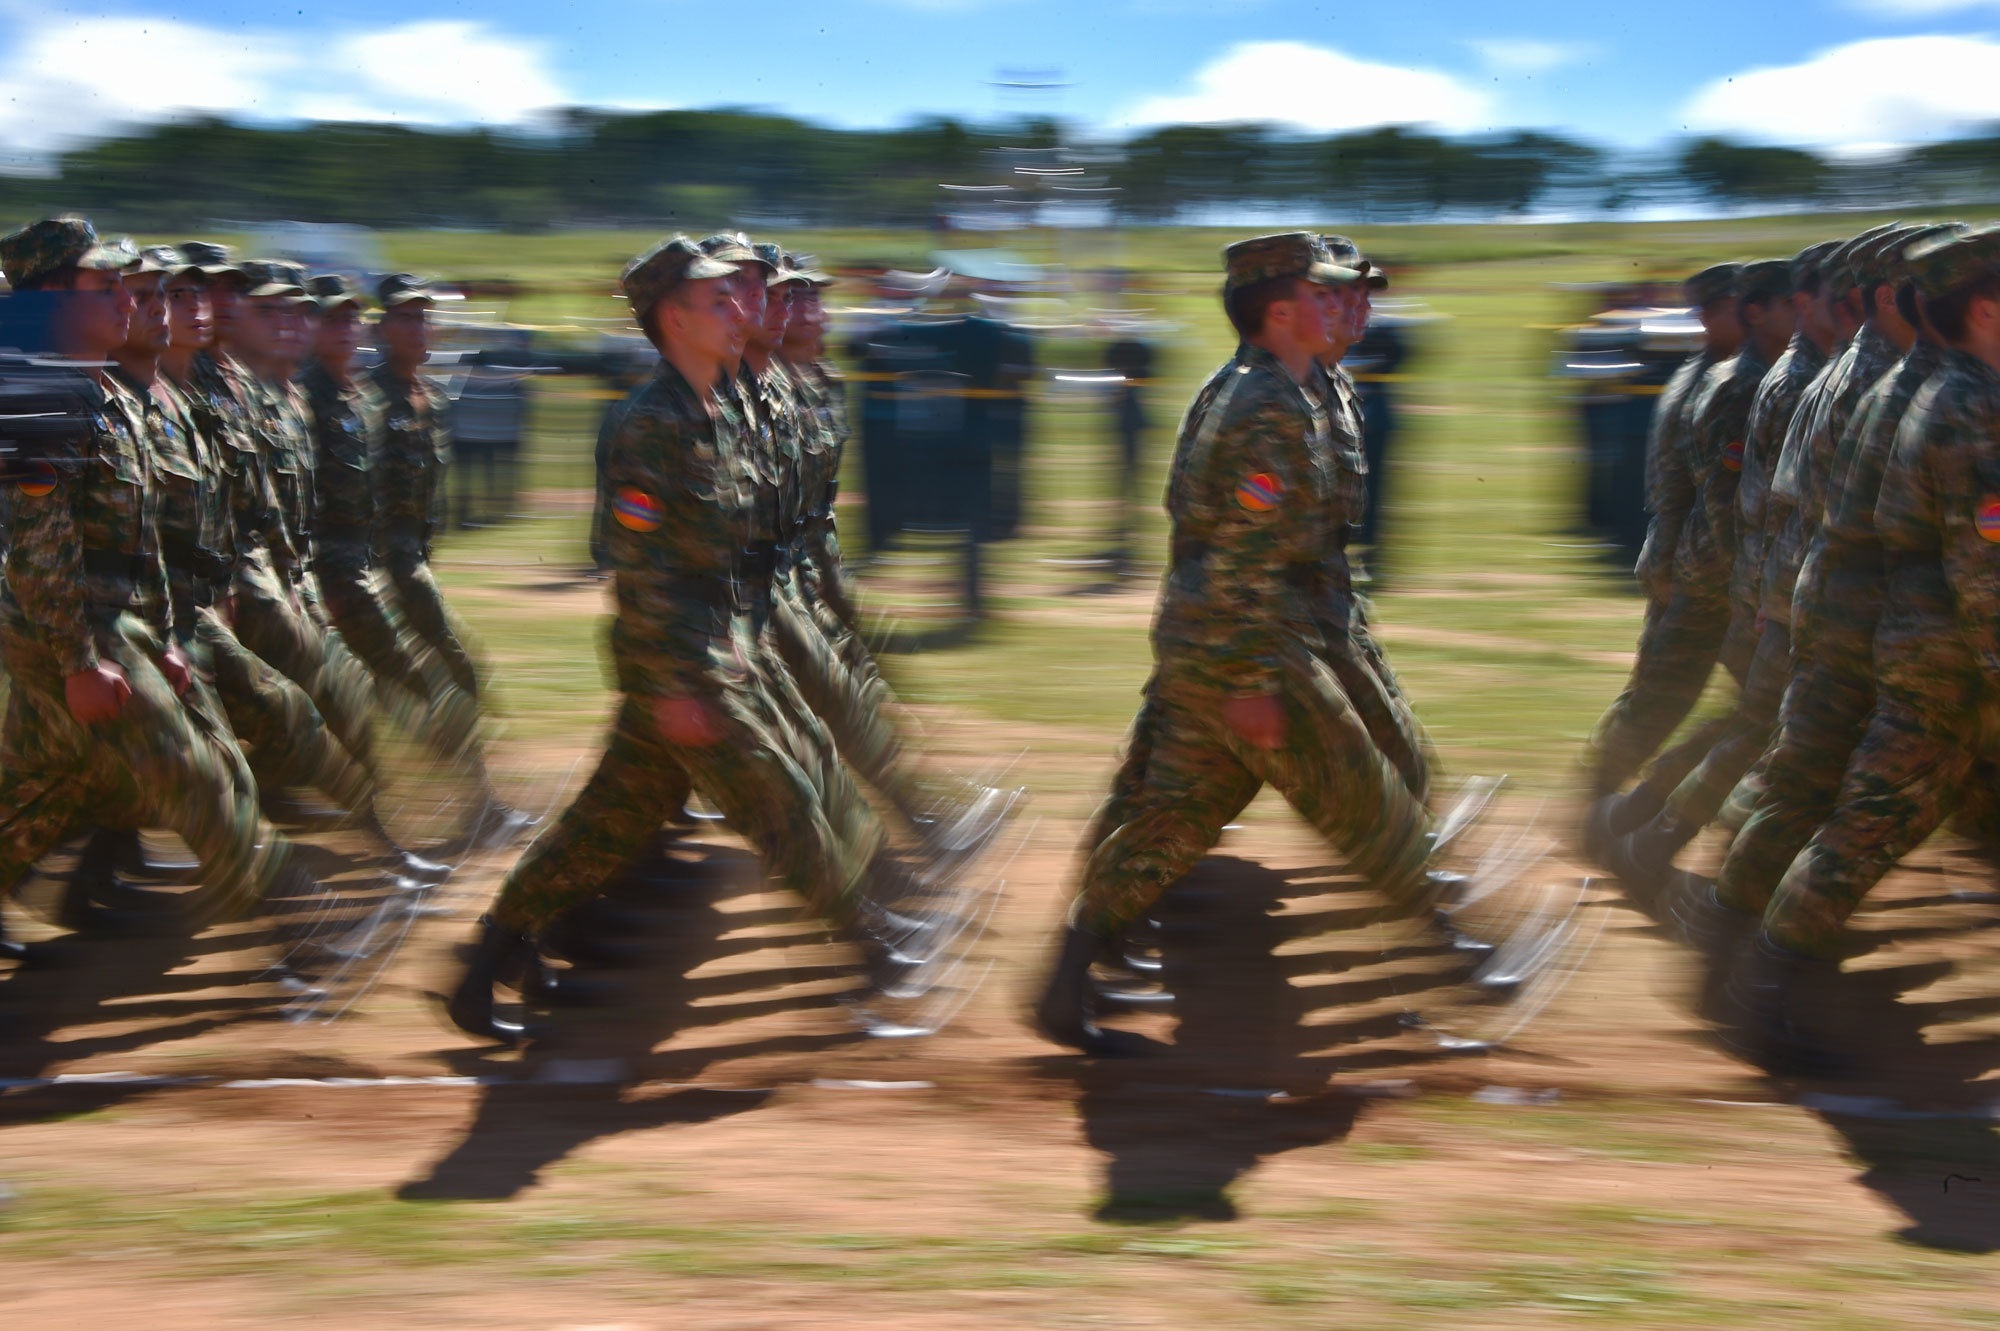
xmin=6 ymin=108 xmax=1997 ymax=231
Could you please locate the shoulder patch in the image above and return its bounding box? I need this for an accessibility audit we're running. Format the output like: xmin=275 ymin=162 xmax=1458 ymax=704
xmin=1977 ymin=495 xmax=2000 ymax=544
xmin=15 ymin=459 xmax=57 ymax=497
xmin=1235 ymin=472 xmax=1283 ymax=513
xmin=1722 ymin=440 xmax=1744 ymax=473
xmin=613 ymin=485 xmax=666 ymax=533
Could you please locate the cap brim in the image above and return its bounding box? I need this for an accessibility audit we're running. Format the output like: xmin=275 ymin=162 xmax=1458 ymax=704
xmin=704 ymin=245 xmax=758 ymax=267
xmin=247 ymin=283 xmax=309 ymax=299
xmin=1305 ymin=260 xmax=1365 ymax=287
xmin=381 ymin=291 xmax=436 ymax=307
xmin=317 ymin=294 xmax=362 ymax=311
xmin=76 ymin=244 xmax=135 ymax=273
xmin=765 ymin=267 xmax=812 ymax=287
xmin=685 ymin=255 xmax=740 ymax=281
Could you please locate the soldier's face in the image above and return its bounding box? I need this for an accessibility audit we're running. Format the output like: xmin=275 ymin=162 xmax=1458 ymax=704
xmin=60 ymin=266 xmax=134 ymax=358
xmin=317 ymin=304 xmax=362 ymax=364
xmin=166 ymin=278 xmax=212 ymax=350
xmin=122 ymin=272 xmax=169 ymax=354
xmin=378 ymin=305 xmax=431 ymax=365
xmin=1346 ymin=286 xmax=1373 ymax=341
xmin=781 ymin=288 xmax=826 ymax=360
xmin=757 ymin=282 xmax=792 ymax=348
xmin=667 ymin=276 xmax=744 ymax=366
xmin=1285 ymin=281 xmax=1340 ymax=357
xmin=730 ymin=270 xmax=766 ymax=326
xmin=246 ymin=297 xmax=305 ymax=366
xmin=211 ymin=281 xmax=245 ymax=342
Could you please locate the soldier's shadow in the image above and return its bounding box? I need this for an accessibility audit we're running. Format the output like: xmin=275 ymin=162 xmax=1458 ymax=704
xmin=400 ymin=839 xmax=863 ymax=1202
xmin=1760 ymin=857 xmax=2000 ymax=1252
xmin=1070 ymin=854 xmax=1478 ymax=1224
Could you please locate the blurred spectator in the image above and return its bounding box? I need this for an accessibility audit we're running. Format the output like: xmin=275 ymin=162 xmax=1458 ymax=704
xmin=452 ymin=329 xmax=533 ymax=529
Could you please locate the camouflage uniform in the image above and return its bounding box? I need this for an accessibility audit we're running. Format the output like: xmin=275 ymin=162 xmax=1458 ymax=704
xmin=1716 ymin=320 xmax=1908 ymax=910
xmin=491 ymin=351 xmax=880 ymax=934
xmin=367 ymin=361 xmax=480 ymax=699
xmin=303 ymin=357 xmax=483 ymax=763
xmin=1760 ymin=343 xmax=1996 ymax=954
xmin=1071 ymin=324 xmax=1432 ymax=938
xmin=1588 ymin=267 xmax=1745 ymax=798
xmin=1638 ymin=263 xmax=1793 ymax=834
xmin=227 ymin=369 xmax=380 ymax=783
xmin=0 ymin=353 xmax=279 ymax=921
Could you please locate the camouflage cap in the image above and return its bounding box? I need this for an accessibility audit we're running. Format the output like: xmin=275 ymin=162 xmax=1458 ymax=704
xmin=1733 ymin=259 xmax=1792 ymax=303
xmin=784 ymin=251 xmax=835 ymax=286
xmin=1682 ymin=262 xmax=1741 ymax=306
xmin=241 ymin=259 xmax=310 ymax=301
xmin=0 ymin=216 xmax=138 ymax=289
xmin=1825 ymin=221 xmax=1906 ymax=293
xmin=1789 ymin=239 xmax=1842 ymax=292
xmin=698 ymin=231 xmax=761 ymax=266
xmin=1906 ymin=224 xmax=2000 ymax=302
xmin=622 ymin=236 xmax=739 ymax=319
xmin=754 ymin=241 xmax=808 ymax=286
xmin=1222 ymin=232 xmax=1361 ymax=296
xmin=1851 ymin=224 xmax=1932 ymax=291
xmin=308 ymin=273 xmax=363 ymax=311
xmin=127 ymin=244 xmax=186 ymax=278
xmin=1318 ymin=234 xmax=1389 ymax=290
xmin=376 ymin=273 xmax=437 ymax=309
xmin=1886 ymin=222 xmax=1967 ymax=288
xmin=177 ymin=240 xmax=241 ymax=277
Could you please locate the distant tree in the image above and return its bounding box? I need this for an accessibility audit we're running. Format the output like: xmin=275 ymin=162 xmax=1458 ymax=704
xmin=1678 ymin=137 xmax=1828 ymax=206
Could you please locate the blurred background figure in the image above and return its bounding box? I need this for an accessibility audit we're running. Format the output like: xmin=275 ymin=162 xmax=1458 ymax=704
xmin=452 ymin=327 xmax=534 ymax=531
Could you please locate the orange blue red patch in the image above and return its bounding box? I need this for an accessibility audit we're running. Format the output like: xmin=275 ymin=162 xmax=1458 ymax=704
xmin=1977 ymin=495 xmax=2000 ymax=544
xmin=1235 ymin=472 xmax=1282 ymax=513
xmin=1722 ymin=440 xmax=1744 ymax=473
xmin=613 ymin=485 xmax=665 ymax=533
xmin=15 ymin=460 xmax=57 ymax=497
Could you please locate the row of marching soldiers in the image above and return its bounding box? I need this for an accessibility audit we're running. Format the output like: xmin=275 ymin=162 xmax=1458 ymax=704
xmin=0 ymin=215 xmax=538 ymax=986
xmin=1582 ymin=221 xmax=2000 ymax=1076
xmin=445 ymin=234 xmax=1015 ymax=1044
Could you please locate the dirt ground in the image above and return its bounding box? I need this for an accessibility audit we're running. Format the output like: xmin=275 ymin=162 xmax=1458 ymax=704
xmin=6 ymin=580 xmax=2000 ymax=1328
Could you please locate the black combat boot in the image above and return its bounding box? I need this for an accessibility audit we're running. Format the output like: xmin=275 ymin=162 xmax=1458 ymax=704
xmin=1607 ymin=810 xmax=1696 ymax=911
xmin=445 ymin=915 xmax=542 ymax=1045
xmin=355 ymin=801 xmax=453 ymax=885
xmin=1035 ymin=925 xmax=1150 ymax=1056
xmin=1737 ymin=931 xmax=1855 ymax=1078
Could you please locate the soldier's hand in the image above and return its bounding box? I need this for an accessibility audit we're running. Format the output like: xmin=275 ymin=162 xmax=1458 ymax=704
xmin=65 ymin=662 xmax=132 ymax=725
xmin=655 ymin=695 xmax=726 ymax=748
xmin=1221 ymin=693 xmax=1286 ymax=750
xmin=159 ymin=645 xmax=194 ymax=696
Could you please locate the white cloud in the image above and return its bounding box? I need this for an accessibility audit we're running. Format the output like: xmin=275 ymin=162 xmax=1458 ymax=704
xmin=0 ymin=15 xmax=570 ymax=159
xmin=1116 ymin=40 xmax=1493 ymax=134
xmin=1683 ymin=35 xmax=2000 ymax=148
xmin=1467 ymin=38 xmax=1594 ymax=76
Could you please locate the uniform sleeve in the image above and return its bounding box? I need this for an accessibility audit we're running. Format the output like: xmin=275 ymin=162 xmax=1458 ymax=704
xmin=1682 ymin=365 xmax=1755 ymax=585
xmin=1874 ymin=389 xmax=1941 ymax=559
xmin=1935 ymin=392 xmax=2000 ymax=689
xmin=1179 ymin=382 xmax=1316 ymax=698
xmin=374 ymin=388 xmax=430 ymax=567
xmin=5 ymin=450 xmax=97 ymax=675
xmin=1636 ymin=358 xmax=1700 ymax=590
xmin=604 ymin=397 xmax=739 ymax=699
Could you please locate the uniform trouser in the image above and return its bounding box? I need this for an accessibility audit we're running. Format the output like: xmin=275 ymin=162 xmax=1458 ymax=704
xmin=387 ymin=554 xmax=480 ymax=701
xmin=491 ymin=655 xmax=883 ymax=936
xmin=1070 ymin=651 xmax=1433 ymax=939
xmin=232 ymin=554 xmax=379 ymax=780
xmin=1760 ymin=650 xmax=1977 ymax=958
xmin=1658 ymin=617 xmax=1792 ymax=833
xmin=1587 ymin=588 xmax=1736 ymax=796
xmin=195 ymin=607 xmax=372 ymax=814
xmin=1715 ymin=649 xmax=1878 ymax=916
xmin=770 ymin=573 xmax=929 ymax=829
xmin=319 ymin=562 xmax=484 ymax=767
xmin=1326 ymin=613 xmax=1433 ymax=806
xmin=0 ymin=615 xmax=283 ymax=922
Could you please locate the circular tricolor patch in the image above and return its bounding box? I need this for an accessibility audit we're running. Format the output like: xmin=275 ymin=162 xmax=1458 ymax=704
xmin=15 ymin=460 xmax=57 ymax=497
xmin=1722 ymin=440 xmax=1744 ymax=474
xmin=613 ymin=485 xmax=666 ymax=533
xmin=1977 ymin=495 xmax=2000 ymax=544
xmin=1235 ymin=472 xmax=1282 ymax=513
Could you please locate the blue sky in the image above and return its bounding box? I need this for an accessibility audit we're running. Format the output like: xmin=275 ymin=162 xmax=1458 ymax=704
xmin=1 ymin=0 xmax=1997 ymax=157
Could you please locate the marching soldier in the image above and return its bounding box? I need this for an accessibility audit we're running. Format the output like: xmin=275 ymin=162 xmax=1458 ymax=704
xmin=1039 ymin=233 xmax=1439 ymax=1056
xmin=447 ymin=238 xmax=915 ymax=1045
xmin=0 ymin=218 xmax=304 ymax=931
xmin=1741 ymin=225 xmax=2000 ymax=1072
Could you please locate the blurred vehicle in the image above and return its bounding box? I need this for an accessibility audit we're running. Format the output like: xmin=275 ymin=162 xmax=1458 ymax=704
xmin=1552 ymin=283 xmax=1700 ymax=568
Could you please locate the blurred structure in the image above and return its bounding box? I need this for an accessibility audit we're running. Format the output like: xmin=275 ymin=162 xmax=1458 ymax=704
xmin=449 ymin=328 xmax=534 ymax=530
xmin=1553 ymin=282 xmax=1701 ymax=569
